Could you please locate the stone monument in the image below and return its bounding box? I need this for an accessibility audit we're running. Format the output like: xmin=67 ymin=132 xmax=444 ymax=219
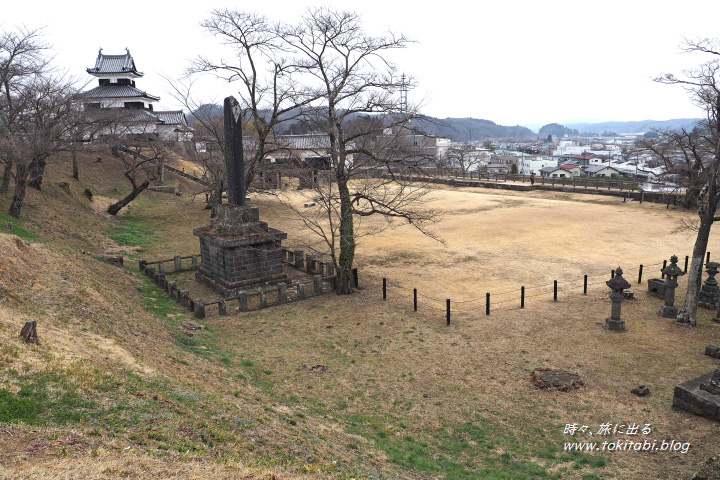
xmin=605 ymin=266 xmax=630 ymax=331
xmin=658 ymin=255 xmax=685 ymax=318
xmin=193 ymin=96 xmax=288 ymax=297
xmin=699 ymin=261 xmax=720 ymax=309
xmin=673 ymin=368 xmax=720 ymax=422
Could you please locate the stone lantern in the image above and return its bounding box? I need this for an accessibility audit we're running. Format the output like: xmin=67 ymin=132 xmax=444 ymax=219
xmin=659 ymin=255 xmax=685 ymax=318
xmin=699 ymin=261 xmax=720 ymax=309
xmin=605 ymin=266 xmax=631 ymax=331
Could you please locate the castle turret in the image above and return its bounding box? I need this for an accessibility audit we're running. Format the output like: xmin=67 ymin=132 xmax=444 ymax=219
xmin=84 ymin=48 xmax=160 ymax=111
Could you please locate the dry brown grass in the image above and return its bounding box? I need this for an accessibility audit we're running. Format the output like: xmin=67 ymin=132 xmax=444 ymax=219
xmin=1 ymin=152 xmax=720 ymax=479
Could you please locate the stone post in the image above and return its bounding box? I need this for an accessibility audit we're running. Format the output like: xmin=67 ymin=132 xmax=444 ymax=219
xmin=278 ymin=283 xmax=287 ymax=303
xmin=174 ymin=255 xmax=182 ymax=272
xmin=605 ymin=266 xmax=630 ymax=331
xmin=138 ymin=260 xmax=147 ymax=271
xmin=659 ymin=255 xmax=685 ymax=318
xmin=167 ymin=281 xmax=176 ymax=296
xmin=157 ymin=261 xmax=164 ymax=273
xmin=219 ymin=300 xmax=227 ymax=316
xmin=699 ymin=261 xmax=720 ymax=309
xmin=314 ymin=275 xmax=323 ymax=295
xmin=259 ymin=292 xmax=268 ymax=308
xmin=194 ymin=299 xmax=206 ymax=319
xmin=191 ymin=255 xmax=198 ymax=269
xmin=180 ymin=291 xmax=190 ymax=308
xmin=238 ymin=293 xmax=248 ymax=312
xmin=297 ymin=283 xmax=306 ymax=299
xmin=306 ymin=254 xmax=315 ymax=273
xmin=294 ymin=250 xmax=304 ymax=270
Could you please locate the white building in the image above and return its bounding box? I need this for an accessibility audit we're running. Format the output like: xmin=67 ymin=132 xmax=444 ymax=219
xmin=84 ymin=49 xmax=192 ymax=141
xmin=517 ymin=156 xmax=557 ymax=175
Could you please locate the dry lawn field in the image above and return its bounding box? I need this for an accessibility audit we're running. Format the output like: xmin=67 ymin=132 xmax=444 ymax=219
xmin=0 ymin=153 xmax=719 ymax=480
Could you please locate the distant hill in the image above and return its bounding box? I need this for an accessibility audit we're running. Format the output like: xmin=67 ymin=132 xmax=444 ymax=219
xmin=413 ymin=117 xmax=535 ymax=141
xmin=188 ymin=105 xmax=535 ymax=141
xmin=538 ymin=123 xmax=579 ymax=138
xmin=564 ymin=118 xmax=701 ymax=135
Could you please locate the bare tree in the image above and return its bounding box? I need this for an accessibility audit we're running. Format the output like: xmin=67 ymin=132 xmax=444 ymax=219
xmin=282 ymin=8 xmax=438 ymax=293
xmin=163 ymin=79 xmax=225 ymax=212
xmin=653 ymin=39 xmax=720 ymax=326
xmin=443 ymin=143 xmax=484 ymax=176
xmin=190 ymin=10 xmax=318 ymax=189
xmin=82 ymin=108 xmax=168 ymax=216
xmin=637 ymin=128 xmax=707 ymax=209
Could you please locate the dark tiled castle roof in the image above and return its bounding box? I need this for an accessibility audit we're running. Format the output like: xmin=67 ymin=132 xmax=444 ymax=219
xmin=86 ymin=48 xmax=143 ymax=76
xmin=84 ymin=85 xmax=160 ymax=101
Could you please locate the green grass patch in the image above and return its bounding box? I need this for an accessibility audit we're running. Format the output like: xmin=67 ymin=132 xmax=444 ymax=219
xmin=0 ymin=372 xmax=100 ymax=425
xmin=0 ymin=211 xmax=38 ymax=241
xmin=343 ymin=413 xmax=607 ymax=479
xmin=109 ymin=218 xmax=156 ymax=249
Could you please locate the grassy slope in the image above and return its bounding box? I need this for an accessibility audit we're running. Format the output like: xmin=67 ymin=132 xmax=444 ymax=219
xmin=0 ymin=152 xmax=719 ymax=479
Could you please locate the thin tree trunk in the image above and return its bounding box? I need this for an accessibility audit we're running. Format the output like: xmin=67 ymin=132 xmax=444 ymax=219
xmin=0 ymin=159 xmax=12 ymax=194
xmin=71 ymin=145 xmax=79 ymax=180
xmin=336 ymin=178 xmax=355 ymax=294
xmin=8 ymin=162 xmax=28 ymax=219
xmin=107 ymin=180 xmax=150 ymax=215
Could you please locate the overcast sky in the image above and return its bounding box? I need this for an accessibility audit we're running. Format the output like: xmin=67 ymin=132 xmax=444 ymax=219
xmin=4 ymin=0 xmax=720 ymax=129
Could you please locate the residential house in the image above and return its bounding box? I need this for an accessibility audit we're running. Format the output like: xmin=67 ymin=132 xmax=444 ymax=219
xmin=538 ymin=166 xmax=572 ymax=178
xmin=583 ymin=165 xmax=621 ymax=178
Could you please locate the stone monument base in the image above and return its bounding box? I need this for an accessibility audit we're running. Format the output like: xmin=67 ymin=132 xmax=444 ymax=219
xmin=604 ymin=317 xmax=626 ymax=331
xmin=658 ymin=304 xmax=678 ymax=318
xmin=194 ymin=204 xmax=288 ymax=297
xmin=673 ymin=372 xmax=720 ymax=422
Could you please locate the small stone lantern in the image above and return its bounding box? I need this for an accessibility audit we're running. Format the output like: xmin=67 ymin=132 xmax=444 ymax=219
xmin=659 ymin=255 xmax=685 ymax=318
xmin=605 ymin=266 xmax=631 ymax=331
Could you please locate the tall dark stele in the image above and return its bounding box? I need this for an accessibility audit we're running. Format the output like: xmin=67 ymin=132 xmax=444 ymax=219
xmin=224 ymin=96 xmax=246 ymax=206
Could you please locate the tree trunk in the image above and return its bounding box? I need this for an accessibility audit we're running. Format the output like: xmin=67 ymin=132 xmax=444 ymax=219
xmin=336 ymin=179 xmax=355 ymax=294
xmin=107 ymin=180 xmax=150 ymax=215
xmin=0 ymin=159 xmax=12 ymax=194
xmin=8 ymin=162 xmax=28 ymax=219
xmin=71 ymin=145 xmax=79 ymax=180
xmin=27 ymin=154 xmax=48 ymax=190
xmin=676 ymin=219 xmax=711 ymax=326
xmin=677 ymin=174 xmax=718 ymax=326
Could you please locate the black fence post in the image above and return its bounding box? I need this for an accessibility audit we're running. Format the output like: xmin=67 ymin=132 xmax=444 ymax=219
xmin=446 ymin=299 xmax=450 ymax=326
xmin=583 ymin=275 xmax=588 ymax=294
xmin=661 ymin=260 xmax=667 ymax=279
xmin=486 ymin=293 xmax=490 ymax=316
xmin=521 ymin=286 xmax=525 ymax=308
xmin=684 ymin=256 xmax=689 ymax=273
xmin=352 ymin=268 xmax=359 ymax=289
xmin=382 ymin=278 xmax=387 ymax=300
xmin=611 ymin=269 xmax=615 ymax=278
xmin=708 ymin=252 xmax=711 ymax=263
xmin=553 ymin=280 xmax=558 ymax=301
xmin=413 ymin=288 xmax=417 ymax=312
xmin=638 ymin=265 xmax=643 ymax=285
